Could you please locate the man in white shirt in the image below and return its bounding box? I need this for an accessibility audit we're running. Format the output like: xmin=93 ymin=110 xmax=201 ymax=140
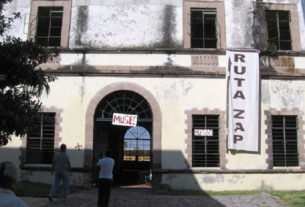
xmin=96 ymin=151 xmax=115 ymax=207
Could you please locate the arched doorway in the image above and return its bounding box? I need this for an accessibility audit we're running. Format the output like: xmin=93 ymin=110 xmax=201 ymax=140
xmin=93 ymin=90 xmax=152 ymax=185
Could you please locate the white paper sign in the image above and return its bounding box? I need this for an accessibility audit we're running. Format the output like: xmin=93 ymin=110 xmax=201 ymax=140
xmin=112 ymin=113 xmax=138 ymax=127
xmin=194 ymin=129 xmax=213 ymax=137
xmin=226 ymin=50 xmax=260 ymax=152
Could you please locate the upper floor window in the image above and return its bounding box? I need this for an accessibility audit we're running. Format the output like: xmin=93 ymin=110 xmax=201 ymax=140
xmin=36 ymin=7 xmax=63 ymax=47
xmin=183 ymin=1 xmax=225 ymax=49
xmin=26 ymin=113 xmax=55 ymax=164
xmin=272 ymin=115 xmax=298 ymax=167
xmin=29 ymin=0 xmax=71 ymax=48
xmin=191 ymin=8 xmax=217 ymax=48
xmin=266 ymin=10 xmax=291 ymax=50
xmin=192 ymin=115 xmax=219 ymax=167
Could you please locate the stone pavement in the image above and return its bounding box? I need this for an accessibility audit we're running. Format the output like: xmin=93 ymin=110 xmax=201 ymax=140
xmin=21 ymin=188 xmax=289 ymax=207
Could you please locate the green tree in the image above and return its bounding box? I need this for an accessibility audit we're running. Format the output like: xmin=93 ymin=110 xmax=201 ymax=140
xmin=0 ymin=0 xmax=56 ymax=146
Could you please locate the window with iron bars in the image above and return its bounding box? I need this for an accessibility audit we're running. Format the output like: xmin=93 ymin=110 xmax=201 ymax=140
xmin=192 ymin=115 xmax=219 ymax=167
xmin=272 ymin=115 xmax=298 ymax=167
xmin=265 ymin=10 xmax=291 ymax=50
xmin=26 ymin=113 xmax=55 ymax=164
xmin=36 ymin=7 xmax=63 ymax=47
xmin=191 ymin=8 xmax=217 ymax=48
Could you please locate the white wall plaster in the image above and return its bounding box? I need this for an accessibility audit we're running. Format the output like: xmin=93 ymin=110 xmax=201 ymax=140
xmin=261 ymin=0 xmax=299 ymax=3
xmin=60 ymin=53 xmax=84 ymax=65
xmin=69 ymin=2 xmax=183 ymax=48
xmin=218 ymin=55 xmax=227 ymax=67
xmin=86 ymin=54 xmax=191 ymax=67
xmin=295 ymin=57 xmax=305 ymax=69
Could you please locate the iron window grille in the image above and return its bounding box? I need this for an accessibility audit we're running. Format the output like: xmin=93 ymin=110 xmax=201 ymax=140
xmin=192 ymin=115 xmax=219 ymax=167
xmin=95 ymin=90 xmax=152 ymax=122
xmin=36 ymin=7 xmax=63 ymax=47
xmin=265 ymin=10 xmax=291 ymax=50
xmin=272 ymin=115 xmax=298 ymax=167
xmin=26 ymin=113 xmax=55 ymax=164
xmin=191 ymin=8 xmax=217 ymax=48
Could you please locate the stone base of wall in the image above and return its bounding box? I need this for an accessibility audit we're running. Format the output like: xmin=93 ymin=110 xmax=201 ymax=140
xmin=162 ymin=173 xmax=305 ymax=191
xmin=21 ymin=170 xmax=92 ymax=187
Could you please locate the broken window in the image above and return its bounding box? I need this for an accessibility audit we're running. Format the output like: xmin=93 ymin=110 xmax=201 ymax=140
xmin=266 ymin=10 xmax=291 ymax=50
xmin=272 ymin=115 xmax=298 ymax=167
xmin=192 ymin=115 xmax=219 ymax=167
xmin=26 ymin=113 xmax=55 ymax=164
xmin=191 ymin=8 xmax=217 ymax=48
xmin=36 ymin=7 xmax=63 ymax=46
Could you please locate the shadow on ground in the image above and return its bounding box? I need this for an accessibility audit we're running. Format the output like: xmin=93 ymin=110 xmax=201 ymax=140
xmin=21 ymin=188 xmax=286 ymax=207
xmin=43 ymin=188 xmax=226 ymax=207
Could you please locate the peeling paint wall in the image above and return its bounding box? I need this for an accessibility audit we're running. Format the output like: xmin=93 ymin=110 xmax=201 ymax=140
xmin=299 ymin=0 xmax=305 ymax=50
xmin=252 ymin=0 xmax=268 ymax=50
xmin=225 ymin=0 xmax=305 ymax=50
xmin=301 ymin=0 xmax=305 ymax=20
xmin=262 ymin=80 xmax=305 ymax=109
xmin=75 ymin=6 xmax=88 ymax=46
xmin=69 ymin=0 xmax=183 ymax=48
xmin=2 ymin=0 xmax=305 ymax=50
xmin=225 ymin=0 xmax=255 ymax=49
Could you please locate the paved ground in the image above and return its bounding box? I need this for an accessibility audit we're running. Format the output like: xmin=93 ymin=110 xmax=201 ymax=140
xmin=21 ymin=188 xmax=289 ymax=207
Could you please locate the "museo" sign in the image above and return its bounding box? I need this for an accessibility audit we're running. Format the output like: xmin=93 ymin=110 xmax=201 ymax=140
xmin=112 ymin=113 xmax=138 ymax=127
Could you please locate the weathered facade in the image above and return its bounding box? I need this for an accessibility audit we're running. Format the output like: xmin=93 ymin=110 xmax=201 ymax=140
xmin=1 ymin=0 xmax=305 ymax=191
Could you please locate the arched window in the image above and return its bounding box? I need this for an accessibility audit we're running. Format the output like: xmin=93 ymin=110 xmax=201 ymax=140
xmin=95 ymin=90 xmax=152 ymax=121
xmin=123 ymin=126 xmax=151 ymax=162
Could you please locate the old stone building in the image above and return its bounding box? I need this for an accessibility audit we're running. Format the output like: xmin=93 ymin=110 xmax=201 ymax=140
xmin=1 ymin=0 xmax=305 ymax=191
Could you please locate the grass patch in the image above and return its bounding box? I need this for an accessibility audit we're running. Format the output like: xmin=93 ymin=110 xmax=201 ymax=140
xmin=168 ymin=190 xmax=262 ymax=196
xmin=268 ymin=191 xmax=305 ymax=207
xmin=15 ymin=182 xmax=85 ymax=197
xmin=206 ymin=190 xmax=262 ymax=196
xmin=169 ymin=189 xmax=305 ymax=207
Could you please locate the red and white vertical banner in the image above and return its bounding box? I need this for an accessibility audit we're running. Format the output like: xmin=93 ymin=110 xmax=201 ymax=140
xmin=226 ymin=50 xmax=260 ymax=152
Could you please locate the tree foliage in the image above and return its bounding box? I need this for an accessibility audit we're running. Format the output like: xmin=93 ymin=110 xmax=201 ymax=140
xmin=0 ymin=0 xmax=56 ymax=146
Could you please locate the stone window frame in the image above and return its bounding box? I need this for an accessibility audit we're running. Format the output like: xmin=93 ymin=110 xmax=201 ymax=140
xmin=28 ymin=0 xmax=71 ymax=48
xmin=183 ymin=1 xmax=226 ymax=49
xmin=185 ymin=108 xmax=227 ymax=169
xmin=20 ymin=106 xmax=63 ymax=166
xmin=263 ymin=3 xmax=301 ymax=51
xmin=264 ymin=108 xmax=305 ymax=169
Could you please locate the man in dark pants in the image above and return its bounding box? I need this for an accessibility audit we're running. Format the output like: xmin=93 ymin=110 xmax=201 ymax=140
xmin=48 ymin=143 xmax=71 ymax=201
xmin=97 ymin=151 xmax=115 ymax=207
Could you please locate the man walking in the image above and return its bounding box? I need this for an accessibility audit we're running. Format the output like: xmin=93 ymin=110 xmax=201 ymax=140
xmin=48 ymin=144 xmax=71 ymax=201
xmin=97 ymin=151 xmax=115 ymax=207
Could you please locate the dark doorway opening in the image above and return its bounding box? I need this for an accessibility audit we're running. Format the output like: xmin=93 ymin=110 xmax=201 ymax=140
xmin=93 ymin=90 xmax=152 ymax=186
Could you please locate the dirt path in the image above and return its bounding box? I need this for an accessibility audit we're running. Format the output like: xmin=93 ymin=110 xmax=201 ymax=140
xmin=22 ymin=188 xmax=288 ymax=207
